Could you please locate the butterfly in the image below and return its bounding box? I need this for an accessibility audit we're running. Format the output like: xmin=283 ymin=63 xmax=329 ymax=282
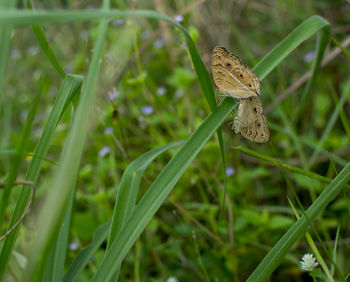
xmin=211 ymin=46 xmax=269 ymax=143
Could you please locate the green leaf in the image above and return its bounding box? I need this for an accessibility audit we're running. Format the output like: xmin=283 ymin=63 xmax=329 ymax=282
xmin=0 ymin=74 xmax=83 ymax=280
xmin=91 ymin=98 xmax=235 ymax=281
xmin=27 ymin=0 xmax=66 ymax=78
xmin=247 ymin=163 xmax=350 ymax=282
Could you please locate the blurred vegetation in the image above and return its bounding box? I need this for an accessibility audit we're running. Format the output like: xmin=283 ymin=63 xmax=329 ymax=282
xmin=1 ymin=0 xmax=350 ymax=281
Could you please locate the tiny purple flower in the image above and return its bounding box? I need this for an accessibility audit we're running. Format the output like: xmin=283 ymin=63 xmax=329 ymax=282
xmin=304 ymin=51 xmax=316 ymax=63
xmin=109 ymin=89 xmax=120 ymax=101
xmin=174 ymin=15 xmax=184 ymax=23
xmin=154 ymin=39 xmax=164 ymax=49
xmin=27 ymin=46 xmax=39 ymax=56
xmin=69 ymin=242 xmax=79 ymax=251
xmin=112 ymin=19 xmax=125 ymax=26
xmin=104 ymin=127 xmax=113 ymax=135
xmin=99 ymin=146 xmax=110 ymax=158
xmin=226 ymin=167 xmax=235 ymax=176
xmin=141 ymin=106 xmax=154 ymax=115
xmin=157 ymin=86 xmax=166 ymax=96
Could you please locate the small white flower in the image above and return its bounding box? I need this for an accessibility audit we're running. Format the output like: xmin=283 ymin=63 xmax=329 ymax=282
xmin=166 ymin=277 xmax=179 ymax=282
xmin=300 ymin=253 xmax=318 ymax=271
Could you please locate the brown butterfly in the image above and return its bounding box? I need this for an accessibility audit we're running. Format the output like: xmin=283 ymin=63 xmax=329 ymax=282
xmin=211 ymin=46 xmax=269 ymax=143
xmin=211 ymin=46 xmax=260 ymax=99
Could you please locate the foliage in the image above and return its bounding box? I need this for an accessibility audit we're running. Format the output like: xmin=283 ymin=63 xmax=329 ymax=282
xmin=0 ymin=1 xmax=349 ymax=281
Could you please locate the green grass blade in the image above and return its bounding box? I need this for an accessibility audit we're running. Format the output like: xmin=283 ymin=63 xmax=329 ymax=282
xmin=43 ymin=183 xmax=76 ymax=282
xmin=297 ymin=26 xmax=330 ymax=115
xmin=107 ymin=141 xmax=184 ymax=246
xmin=0 ymin=74 xmax=83 ymax=279
xmin=235 ymin=146 xmax=350 ymax=188
xmin=27 ymin=1 xmax=66 ymax=78
xmin=22 ymin=2 xmax=110 ymax=280
xmin=91 ymin=98 xmax=235 ymax=282
xmin=63 ymin=220 xmax=111 ymax=282
xmin=307 ymin=79 xmax=350 ymax=168
xmin=269 ymin=122 xmax=348 ymax=166
xmin=0 ymin=77 xmax=41 ymax=225
xmin=247 ymin=163 xmax=350 ymax=282
xmin=330 ymin=84 xmax=350 ymax=140
xmin=329 ymin=226 xmax=340 ymax=278
xmin=253 ymin=15 xmax=329 ymax=80
xmin=0 ymin=9 xmax=227 ymax=192
xmin=0 ymin=0 xmax=17 ymax=101
xmin=64 ymin=142 xmax=183 ymax=281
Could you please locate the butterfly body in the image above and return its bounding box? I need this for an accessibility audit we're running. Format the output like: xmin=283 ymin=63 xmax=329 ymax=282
xmin=211 ymin=47 xmax=270 ymax=143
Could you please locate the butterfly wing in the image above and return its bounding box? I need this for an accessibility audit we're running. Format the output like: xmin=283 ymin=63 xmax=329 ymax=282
xmin=234 ymin=97 xmax=269 ymax=143
xmin=211 ymin=47 xmax=260 ymax=99
xmin=239 ymin=115 xmax=270 ymax=143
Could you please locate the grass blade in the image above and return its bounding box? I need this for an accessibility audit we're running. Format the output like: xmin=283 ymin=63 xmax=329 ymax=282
xmin=22 ymin=2 xmax=110 ymax=280
xmin=253 ymin=15 xmax=329 ymax=80
xmin=0 ymin=0 xmax=17 ymax=101
xmin=43 ymin=182 xmax=76 ymax=282
xmin=247 ymin=163 xmax=350 ymax=282
xmin=0 ymin=77 xmax=41 ymax=225
xmin=307 ymin=79 xmax=350 ymax=168
xmin=235 ymin=146 xmax=350 ymax=188
xmin=91 ymin=97 xmax=235 ymax=281
xmin=27 ymin=1 xmax=66 ymax=78
xmin=107 ymin=141 xmax=184 ymax=245
xmin=0 ymin=74 xmax=83 ymax=279
xmin=64 ymin=142 xmax=182 ymax=281
xmin=0 ymin=9 xmax=226 ymax=191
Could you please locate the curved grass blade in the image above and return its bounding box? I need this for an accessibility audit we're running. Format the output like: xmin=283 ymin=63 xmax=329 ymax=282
xmin=253 ymin=15 xmax=329 ymax=80
xmin=64 ymin=142 xmax=182 ymax=282
xmin=107 ymin=141 xmax=184 ymax=245
xmin=91 ymin=98 xmax=236 ymax=282
xmin=247 ymin=163 xmax=350 ymax=282
xmin=0 ymin=9 xmax=227 ymax=197
xmin=235 ymin=146 xmax=350 ymax=189
xmin=21 ymin=2 xmax=110 ymax=280
xmin=0 ymin=74 xmax=83 ymax=279
xmin=27 ymin=1 xmax=66 ymax=78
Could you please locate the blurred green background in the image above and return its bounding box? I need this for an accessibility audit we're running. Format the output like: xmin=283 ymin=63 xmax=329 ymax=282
xmin=2 ymin=0 xmax=350 ymax=281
